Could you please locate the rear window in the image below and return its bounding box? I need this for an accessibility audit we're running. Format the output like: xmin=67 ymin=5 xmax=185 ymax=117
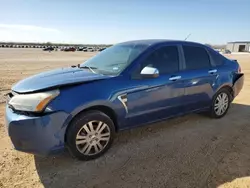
xmin=208 ymin=49 xmax=225 ymax=66
xmin=183 ymin=45 xmax=211 ymax=70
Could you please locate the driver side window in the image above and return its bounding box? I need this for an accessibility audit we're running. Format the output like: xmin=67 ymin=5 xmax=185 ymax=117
xmin=139 ymin=46 xmax=180 ymax=74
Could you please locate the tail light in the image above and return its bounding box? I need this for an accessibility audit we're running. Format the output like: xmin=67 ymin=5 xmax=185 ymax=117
xmin=238 ymin=65 xmax=241 ymax=73
xmin=232 ymin=59 xmax=241 ymax=73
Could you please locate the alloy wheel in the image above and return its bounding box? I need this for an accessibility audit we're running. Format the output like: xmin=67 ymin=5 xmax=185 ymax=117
xmin=75 ymin=121 xmax=111 ymax=156
xmin=214 ymin=92 xmax=229 ymax=116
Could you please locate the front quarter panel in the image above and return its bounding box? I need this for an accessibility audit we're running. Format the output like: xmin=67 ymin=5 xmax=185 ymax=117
xmin=47 ymin=77 xmax=129 ymax=129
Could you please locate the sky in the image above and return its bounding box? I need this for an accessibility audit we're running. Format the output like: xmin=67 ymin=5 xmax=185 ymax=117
xmin=0 ymin=0 xmax=249 ymax=44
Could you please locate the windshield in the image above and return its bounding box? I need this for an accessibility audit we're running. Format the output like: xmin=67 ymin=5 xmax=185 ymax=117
xmin=80 ymin=43 xmax=148 ymax=75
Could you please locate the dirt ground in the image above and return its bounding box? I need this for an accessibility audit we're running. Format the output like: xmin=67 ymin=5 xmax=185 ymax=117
xmin=1 ymin=49 xmax=250 ymax=188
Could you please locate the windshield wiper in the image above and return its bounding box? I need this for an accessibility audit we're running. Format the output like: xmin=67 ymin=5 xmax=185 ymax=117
xmin=80 ymin=65 xmax=98 ymax=69
xmin=71 ymin=64 xmax=98 ymax=73
xmin=79 ymin=65 xmax=98 ymax=73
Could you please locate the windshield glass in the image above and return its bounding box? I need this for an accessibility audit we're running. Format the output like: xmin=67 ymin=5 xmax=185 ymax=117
xmin=80 ymin=43 xmax=148 ymax=75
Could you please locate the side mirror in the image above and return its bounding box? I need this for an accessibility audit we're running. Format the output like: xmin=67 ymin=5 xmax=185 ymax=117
xmin=140 ymin=66 xmax=159 ymax=78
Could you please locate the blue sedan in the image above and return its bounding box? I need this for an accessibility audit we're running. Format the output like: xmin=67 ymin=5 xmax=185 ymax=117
xmin=5 ymin=40 xmax=244 ymax=160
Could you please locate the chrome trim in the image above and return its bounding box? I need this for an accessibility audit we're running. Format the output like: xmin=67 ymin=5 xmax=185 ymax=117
xmin=208 ymin=69 xmax=217 ymax=74
xmin=169 ymin=76 xmax=181 ymax=81
xmin=118 ymin=95 xmax=128 ymax=113
xmin=109 ymin=86 xmax=149 ymax=101
xmin=140 ymin=66 xmax=159 ymax=75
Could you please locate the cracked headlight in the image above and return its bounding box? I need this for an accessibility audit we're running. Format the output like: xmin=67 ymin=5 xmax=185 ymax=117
xmin=8 ymin=89 xmax=59 ymax=112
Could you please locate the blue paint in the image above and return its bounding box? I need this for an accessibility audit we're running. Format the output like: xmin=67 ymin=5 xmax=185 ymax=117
xmin=5 ymin=40 xmax=244 ymax=156
xmin=12 ymin=67 xmax=112 ymax=93
xmin=5 ymin=107 xmax=68 ymax=155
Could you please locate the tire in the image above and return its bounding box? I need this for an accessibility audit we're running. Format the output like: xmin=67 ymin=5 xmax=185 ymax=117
xmin=66 ymin=110 xmax=115 ymax=161
xmin=210 ymin=88 xmax=231 ymax=119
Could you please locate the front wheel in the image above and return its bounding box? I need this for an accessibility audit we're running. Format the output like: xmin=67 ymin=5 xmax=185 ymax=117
xmin=66 ymin=111 xmax=115 ymax=160
xmin=210 ymin=89 xmax=231 ymax=118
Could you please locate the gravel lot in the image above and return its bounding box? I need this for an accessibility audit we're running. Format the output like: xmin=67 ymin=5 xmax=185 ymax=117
xmin=1 ymin=49 xmax=250 ymax=188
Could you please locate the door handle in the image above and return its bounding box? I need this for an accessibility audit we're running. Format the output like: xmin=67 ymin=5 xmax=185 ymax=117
xmin=208 ymin=69 xmax=217 ymax=74
xmin=169 ymin=76 xmax=181 ymax=81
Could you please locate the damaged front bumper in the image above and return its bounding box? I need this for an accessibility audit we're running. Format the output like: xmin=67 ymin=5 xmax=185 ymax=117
xmin=5 ymin=106 xmax=69 ymax=156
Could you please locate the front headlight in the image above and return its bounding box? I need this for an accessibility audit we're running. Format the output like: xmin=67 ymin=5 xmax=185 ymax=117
xmin=8 ymin=89 xmax=60 ymax=112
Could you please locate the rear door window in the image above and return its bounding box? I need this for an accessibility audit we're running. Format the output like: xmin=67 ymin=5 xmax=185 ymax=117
xmin=183 ymin=45 xmax=211 ymax=70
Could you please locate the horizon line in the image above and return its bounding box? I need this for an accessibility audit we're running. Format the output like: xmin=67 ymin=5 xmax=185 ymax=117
xmin=0 ymin=41 xmax=227 ymax=46
xmin=0 ymin=41 xmax=113 ymax=46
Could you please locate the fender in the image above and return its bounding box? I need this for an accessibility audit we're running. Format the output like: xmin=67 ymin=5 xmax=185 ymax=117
xmin=214 ymin=73 xmax=244 ymax=98
xmin=232 ymin=73 xmax=244 ymax=97
xmin=70 ymin=100 xmax=117 ymax=117
xmin=61 ymin=99 xmax=128 ymax=131
xmin=215 ymin=83 xmax=233 ymax=93
xmin=62 ymin=100 xmax=117 ymax=127
xmin=212 ymin=69 xmax=234 ymax=94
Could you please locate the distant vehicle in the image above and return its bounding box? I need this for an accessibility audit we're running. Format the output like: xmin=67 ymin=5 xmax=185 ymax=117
xmin=77 ymin=47 xmax=87 ymax=51
xmin=5 ymin=39 xmax=244 ymax=161
xmin=85 ymin=47 xmax=95 ymax=52
xmin=99 ymin=48 xmax=106 ymax=52
xmin=86 ymin=47 xmax=93 ymax=52
xmin=219 ymin=49 xmax=231 ymax=55
xmin=64 ymin=47 xmax=76 ymax=52
xmin=224 ymin=49 xmax=231 ymax=54
xmin=43 ymin=47 xmax=54 ymax=51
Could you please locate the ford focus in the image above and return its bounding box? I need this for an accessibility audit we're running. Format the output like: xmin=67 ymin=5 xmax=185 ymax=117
xmin=5 ymin=40 xmax=244 ymax=160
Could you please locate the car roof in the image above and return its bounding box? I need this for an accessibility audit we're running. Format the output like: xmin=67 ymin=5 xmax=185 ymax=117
xmin=118 ymin=39 xmax=204 ymax=47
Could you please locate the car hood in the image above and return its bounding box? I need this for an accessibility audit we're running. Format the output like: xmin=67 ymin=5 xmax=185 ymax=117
xmin=12 ymin=67 xmax=112 ymax=93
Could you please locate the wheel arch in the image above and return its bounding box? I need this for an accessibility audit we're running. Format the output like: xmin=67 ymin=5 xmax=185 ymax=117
xmin=215 ymin=84 xmax=234 ymax=101
xmin=64 ymin=104 xmax=119 ymax=143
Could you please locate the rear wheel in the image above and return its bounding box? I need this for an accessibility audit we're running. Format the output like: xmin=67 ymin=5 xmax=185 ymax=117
xmin=66 ymin=111 xmax=115 ymax=160
xmin=210 ymin=88 xmax=231 ymax=118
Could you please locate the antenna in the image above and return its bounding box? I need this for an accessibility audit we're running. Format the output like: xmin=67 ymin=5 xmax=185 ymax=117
xmin=184 ymin=33 xmax=191 ymax=41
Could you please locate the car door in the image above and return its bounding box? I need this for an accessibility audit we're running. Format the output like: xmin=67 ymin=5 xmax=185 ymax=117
xmin=123 ymin=45 xmax=186 ymax=127
xmin=178 ymin=45 xmax=218 ymax=112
